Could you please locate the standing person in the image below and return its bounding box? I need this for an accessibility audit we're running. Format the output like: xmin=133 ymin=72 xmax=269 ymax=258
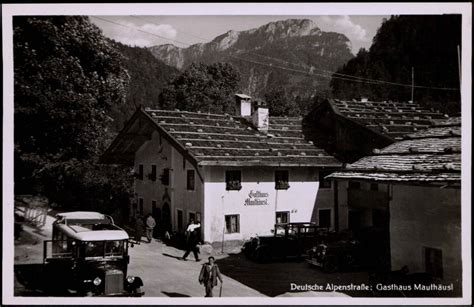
xmin=145 ymin=213 xmax=156 ymax=243
xmin=199 ymin=256 xmax=223 ymax=297
xmin=182 ymin=219 xmax=201 ymax=261
xmin=134 ymin=214 xmax=145 ymax=243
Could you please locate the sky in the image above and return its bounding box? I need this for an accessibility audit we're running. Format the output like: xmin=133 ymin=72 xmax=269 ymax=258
xmin=90 ymin=15 xmax=388 ymax=54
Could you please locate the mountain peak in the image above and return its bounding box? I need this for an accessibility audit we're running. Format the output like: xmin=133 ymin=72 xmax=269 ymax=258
xmin=259 ymin=19 xmax=321 ymax=37
xmin=148 ymin=18 xmax=353 ymax=95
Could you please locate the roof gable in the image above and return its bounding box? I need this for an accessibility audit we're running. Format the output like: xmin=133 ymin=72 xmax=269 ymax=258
xmin=145 ymin=109 xmax=341 ymax=167
xmin=101 ymin=108 xmax=342 ymax=168
xmin=328 ymin=117 xmax=461 ymax=185
xmin=330 ymin=99 xmax=449 ymax=140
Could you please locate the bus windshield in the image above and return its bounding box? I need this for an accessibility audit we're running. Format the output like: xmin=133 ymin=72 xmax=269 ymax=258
xmin=81 ymin=240 xmax=125 ymax=258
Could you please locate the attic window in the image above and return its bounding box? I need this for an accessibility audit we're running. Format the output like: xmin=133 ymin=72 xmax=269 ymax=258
xmin=226 ymin=170 xmax=242 ymax=191
xmin=275 ymin=170 xmax=290 ymax=190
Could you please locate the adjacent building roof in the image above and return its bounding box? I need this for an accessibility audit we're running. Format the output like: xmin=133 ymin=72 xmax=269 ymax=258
xmin=101 ymin=108 xmax=342 ymax=168
xmin=329 ymin=99 xmax=449 ymax=140
xmin=327 ymin=117 xmax=461 ymax=184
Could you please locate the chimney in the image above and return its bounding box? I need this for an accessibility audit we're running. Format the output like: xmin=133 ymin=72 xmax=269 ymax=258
xmin=252 ymin=99 xmax=269 ymax=133
xmin=235 ymin=94 xmax=252 ymax=117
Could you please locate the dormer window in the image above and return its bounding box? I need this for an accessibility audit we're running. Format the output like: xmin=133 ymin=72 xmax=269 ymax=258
xmin=275 ymin=170 xmax=290 ymax=190
xmin=226 ymin=170 xmax=242 ymax=191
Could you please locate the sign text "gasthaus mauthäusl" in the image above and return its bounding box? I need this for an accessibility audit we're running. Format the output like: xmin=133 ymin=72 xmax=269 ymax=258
xmin=244 ymin=190 xmax=269 ymax=206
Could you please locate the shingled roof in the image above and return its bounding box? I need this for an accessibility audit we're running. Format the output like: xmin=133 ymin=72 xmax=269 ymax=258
xmin=327 ymin=117 xmax=461 ymax=184
xmin=329 ymin=99 xmax=449 ymax=140
xmin=101 ymin=108 xmax=342 ymax=168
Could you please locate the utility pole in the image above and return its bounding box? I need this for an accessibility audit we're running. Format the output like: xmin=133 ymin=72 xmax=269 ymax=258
xmin=411 ymin=67 xmax=414 ymax=103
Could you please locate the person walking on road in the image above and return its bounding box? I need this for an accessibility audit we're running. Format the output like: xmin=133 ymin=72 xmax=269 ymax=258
xmin=145 ymin=213 xmax=156 ymax=243
xmin=182 ymin=219 xmax=201 ymax=261
xmin=199 ymin=256 xmax=223 ymax=297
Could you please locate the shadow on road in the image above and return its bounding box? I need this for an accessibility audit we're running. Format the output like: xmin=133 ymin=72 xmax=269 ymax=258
xmin=14 ymin=263 xmax=70 ymax=296
xmin=215 ymin=253 xmax=372 ymax=297
xmin=14 ymin=263 xmax=46 ymax=296
xmin=162 ymin=291 xmax=191 ymax=297
xmin=162 ymin=253 xmax=183 ymax=260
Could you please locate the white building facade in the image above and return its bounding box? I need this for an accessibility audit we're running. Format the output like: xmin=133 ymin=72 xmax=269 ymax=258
xmin=102 ymin=96 xmax=341 ymax=246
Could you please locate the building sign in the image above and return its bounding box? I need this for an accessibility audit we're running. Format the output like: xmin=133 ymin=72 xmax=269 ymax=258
xmin=244 ymin=190 xmax=269 ymax=206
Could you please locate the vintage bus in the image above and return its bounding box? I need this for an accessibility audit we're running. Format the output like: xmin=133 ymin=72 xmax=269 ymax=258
xmin=43 ymin=211 xmax=144 ymax=296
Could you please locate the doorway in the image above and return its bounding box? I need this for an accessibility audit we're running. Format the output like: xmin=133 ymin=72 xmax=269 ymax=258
xmin=162 ymin=202 xmax=171 ymax=233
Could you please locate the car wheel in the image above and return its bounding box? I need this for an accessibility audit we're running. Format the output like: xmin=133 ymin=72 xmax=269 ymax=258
xmin=323 ymin=255 xmax=338 ymax=273
xmin=256 ymin=248 xmax=270 ymax=263
xmin=133 ymin=287 xmax=143 ymax=296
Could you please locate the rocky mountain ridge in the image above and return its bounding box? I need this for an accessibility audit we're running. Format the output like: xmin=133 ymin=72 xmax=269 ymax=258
xmin=149 ymin=19 xmax=354 ymax=97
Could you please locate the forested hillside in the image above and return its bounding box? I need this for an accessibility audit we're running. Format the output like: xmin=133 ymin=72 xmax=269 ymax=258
xmin=14 ymin=16 xmax=132 ymax=218
xmin=330 ymin=15 xmax=461 ymax=114
xmin=113 ymin=42 xmax=179 ymax=130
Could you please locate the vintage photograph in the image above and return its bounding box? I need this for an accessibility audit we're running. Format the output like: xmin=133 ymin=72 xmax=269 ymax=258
xmin=2 ymin=3 xmax=471 ymax=305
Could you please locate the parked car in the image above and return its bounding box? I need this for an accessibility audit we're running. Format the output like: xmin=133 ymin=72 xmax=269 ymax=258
xmin=306 ymin=237 xmax=389 ymax=273
xmin=306 ymin=240 xmax=358 ymax=272
xmin=242 ymin=223 xmax=336 ymax=262
xmin=307 ymin=226 xmax=391 ymax=272
xmin=43 ymin=211 xmax=144 ymax=296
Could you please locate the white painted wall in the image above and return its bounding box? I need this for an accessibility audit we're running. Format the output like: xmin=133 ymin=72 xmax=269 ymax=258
xmin=169 ymin=146 xmax=204 ymax=231
xmin=134 ymin=132 xmax=335 ymax=243
xmin=134 ymin=131 xmax=204 ymax=233
xmin=202 ymin=166 xmax=334 ymax=243
xmin=390 ymin=185 xmax=461 ymax=288
xmin=135 ymin=131 xmax=173 ymax=216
